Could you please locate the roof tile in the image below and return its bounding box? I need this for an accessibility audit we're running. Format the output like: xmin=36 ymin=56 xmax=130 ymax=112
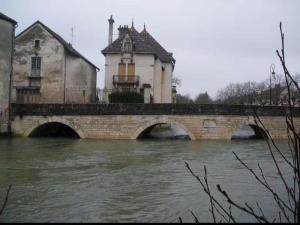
xmin=102 ymin=27 xmax=175 ymax=64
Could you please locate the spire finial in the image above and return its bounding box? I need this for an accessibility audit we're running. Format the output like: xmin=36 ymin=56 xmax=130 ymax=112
xmin=143 ymin=23 xmax=146 ymax=31
xmin=108 ymin=15 xmax=114 ymax=23
xmin=131 ymin=19 xmax=134 ymax=29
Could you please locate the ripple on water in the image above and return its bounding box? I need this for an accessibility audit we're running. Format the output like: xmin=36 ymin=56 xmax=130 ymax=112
xmin=0 ymin=138 xmax=292 ymax=222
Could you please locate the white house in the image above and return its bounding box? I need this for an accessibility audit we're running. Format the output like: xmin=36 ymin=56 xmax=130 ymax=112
xmin=101 ymin=16 xmax=176 ymax=103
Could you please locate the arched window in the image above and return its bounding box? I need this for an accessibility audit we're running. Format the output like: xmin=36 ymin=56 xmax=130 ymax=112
xmin=122 ymin=36 xmax=132 ymax=53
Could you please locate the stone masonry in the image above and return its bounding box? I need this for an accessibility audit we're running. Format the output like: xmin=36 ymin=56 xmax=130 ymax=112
xmin=0 ymin=13 xmax=17 ymax=133
xmin=10 ymin=104 xmax=300 ymax=140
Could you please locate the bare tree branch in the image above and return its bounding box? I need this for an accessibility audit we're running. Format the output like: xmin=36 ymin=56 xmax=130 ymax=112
xmin=181 ymin=22 xmax=299 ymax=223
xmin=0 ymin=184 xmax=12 ymax=217
xmin=204 ymin=166 xmax=216 ymax=223
xmin=185 ymin=162 xmax=237 ymax=223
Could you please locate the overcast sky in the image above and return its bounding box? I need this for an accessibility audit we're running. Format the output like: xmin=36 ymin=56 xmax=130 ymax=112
xmin=1 ymin=0 xmax=300 ymax=99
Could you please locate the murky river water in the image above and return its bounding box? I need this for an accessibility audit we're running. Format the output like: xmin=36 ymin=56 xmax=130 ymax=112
xmin=0 ymin=138 xmax=292 ymax=222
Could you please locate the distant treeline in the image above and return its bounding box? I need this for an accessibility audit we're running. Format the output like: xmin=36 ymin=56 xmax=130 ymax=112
xmin=176 ymin=73 xmax=300 ymax=105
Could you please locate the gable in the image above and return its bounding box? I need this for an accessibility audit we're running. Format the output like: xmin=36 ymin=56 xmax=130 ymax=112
xmin=16 ymin=21 xmax=99 ymax=70
xmin=16 ymin=23 xmax=62 ymax=48
xmin=0 ymin=12 xmax=17 ymax=25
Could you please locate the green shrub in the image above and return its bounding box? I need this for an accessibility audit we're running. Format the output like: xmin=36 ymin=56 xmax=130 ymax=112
xmin=109 ymin=92 xmax=144 ymax=103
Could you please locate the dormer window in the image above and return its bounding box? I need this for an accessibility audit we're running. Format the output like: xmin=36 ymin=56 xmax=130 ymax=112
xmin=124 ymin=42 xmax=131 ymax=52
xmin=122 ymin=36 xmax=132 ymax=53
xmin=34 ymin=39 xmax=40 ymax=49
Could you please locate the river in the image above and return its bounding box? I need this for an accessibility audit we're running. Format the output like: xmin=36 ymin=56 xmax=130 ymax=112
xmin=0 ymin=137 xmax=292 ymax=222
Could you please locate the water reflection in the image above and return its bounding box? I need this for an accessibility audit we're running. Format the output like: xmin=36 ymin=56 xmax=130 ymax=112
xmin=138 ymin=124 xmax=190 ymax=140
xmin=231 ymin=125 xmax=266 ymax=140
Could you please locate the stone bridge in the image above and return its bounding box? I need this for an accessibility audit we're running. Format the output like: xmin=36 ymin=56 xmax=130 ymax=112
xmin=10 ymin=104 xmax=300 ymax=140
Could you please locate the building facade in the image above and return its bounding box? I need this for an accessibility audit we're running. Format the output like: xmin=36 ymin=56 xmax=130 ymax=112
xmin=0 ymin=12 xmax=17 ymax=133
xmin=12 ymin=21 xmax=99 ymax=104
xmin=101 ymin=16 xmax=176 ymax=103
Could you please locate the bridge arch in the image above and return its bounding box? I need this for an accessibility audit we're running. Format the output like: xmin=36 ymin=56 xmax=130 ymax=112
xmin=231 ymin=123 xmax=268 ymax=140
xmin=248 ymin=124 xmax=268 ymax=139
xmin=131 ymin=118 xmax=196 ymax=140
xmin=25 ymin=117 xmax=85 ymax=138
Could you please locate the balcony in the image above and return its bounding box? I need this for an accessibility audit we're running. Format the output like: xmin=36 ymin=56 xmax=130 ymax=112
xmin=113 ymin=75 xmax=139 ymax=85
xmin=29 ymin=69 xmax=41 ymax=78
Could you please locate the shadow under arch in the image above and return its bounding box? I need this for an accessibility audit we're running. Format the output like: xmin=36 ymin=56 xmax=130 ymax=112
xmin=26 ymin=118 xmax=85 ymax=138
xmin=231 ymin=124 xmax=268 ymax=140
xmin=248 ymin=124 xmax=268 ymax=139
xmin=29 ymin=122 xmax=81 ymax=138
xmin=132 ymin=120 xmax=195 ymax=140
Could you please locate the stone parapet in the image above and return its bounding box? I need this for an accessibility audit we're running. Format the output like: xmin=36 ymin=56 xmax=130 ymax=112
xmin=11 ymin=103 xmax=300 ymax=117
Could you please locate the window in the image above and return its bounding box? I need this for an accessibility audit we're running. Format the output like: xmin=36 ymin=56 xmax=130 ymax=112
xmin=16 ymin=88 xmax=41 ymax=103
xmin=31 ymin=57 xmax=41 ymax=77
xmin=118 ymin=63 xmax=126 ymax=81
xmin=122 ymin=37 xmax=132 ymax=53
xmin=127 ymin=63 xmax=135 ymax=81
xmin=124 ymin=41 xmax=132 ymax=52
xmin=34 ymin=40 xmax=40 ymax=49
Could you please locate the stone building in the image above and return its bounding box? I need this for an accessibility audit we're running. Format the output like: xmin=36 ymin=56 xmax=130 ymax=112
xmin=101 ymin=16 xmax=176 ymax=103
xmin=12 ymin=21 xmax=99 ymax=104
xmin=279 ymin=86 xmax=300 ymax=107
xmin=0 ymin=12 xmax=17 ymax=133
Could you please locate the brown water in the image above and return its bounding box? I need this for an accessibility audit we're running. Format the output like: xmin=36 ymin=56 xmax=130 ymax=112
xmin=0 ymin=137 xmax=292 ymax=222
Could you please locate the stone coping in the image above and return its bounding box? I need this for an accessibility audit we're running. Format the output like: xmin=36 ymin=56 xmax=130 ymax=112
xmin=11 ymin=103 xmax=300 ymax=117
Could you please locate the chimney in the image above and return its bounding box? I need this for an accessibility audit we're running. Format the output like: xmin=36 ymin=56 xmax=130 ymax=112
xmin=108 ymin=15 xmax=114 ymax=45
xmin=118 ymin=25 xmax=130 ymax=38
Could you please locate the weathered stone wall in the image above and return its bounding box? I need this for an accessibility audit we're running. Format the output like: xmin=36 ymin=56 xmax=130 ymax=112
xmin=13 ymin=24 xmax=66 ymax=103
xmin=10 ymin=104 xmax=300 ymax=140
xmin=11 ymin=114 xmax=300 ymax=140
xmin=0 ymin=18 xmax=15 ymax=133
xmin=65 ymin=53 xmax=97 ymax=103
xmin=12 ymin=22 xmax=97 ymax=104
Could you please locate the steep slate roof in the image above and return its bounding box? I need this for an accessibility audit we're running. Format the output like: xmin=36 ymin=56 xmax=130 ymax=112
xmin=102 ymin=27 xmax=175 ymax=64
xmin=140 ymin=29 xmax=175 ymax=64
xmin=0 ymin=12 xmax=17 ymax=25
xmin=15 ymin=21 xmax=99 ymax=70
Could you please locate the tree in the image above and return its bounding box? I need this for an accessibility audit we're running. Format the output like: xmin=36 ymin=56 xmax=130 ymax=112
xmin=181 ymin=22 xmax=300 ymax=223
xmin=215 ymin=77 xmax=292 ymax=106
xmin=194 ymin=92 xmax=213 ymax=104
xmin=172 ymin=77 xmax=182 ymax=88
xmin=108 ymin=91 xmax=144 ymax=103
xmin=176 ymin=94 xmax=194 ymax=103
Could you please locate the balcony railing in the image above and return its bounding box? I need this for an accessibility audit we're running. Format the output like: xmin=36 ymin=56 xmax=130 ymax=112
xmin=113 ymin=75 xmax=139 ymax=85
xmin=30 ymin=69 xmax=41 ymax=78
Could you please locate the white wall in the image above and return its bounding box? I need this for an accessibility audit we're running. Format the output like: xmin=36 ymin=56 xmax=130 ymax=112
xmin=161 ymin=63 xmax=173 ymax=103
xmin=104 ymin=53 xmax=173 ymax=103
